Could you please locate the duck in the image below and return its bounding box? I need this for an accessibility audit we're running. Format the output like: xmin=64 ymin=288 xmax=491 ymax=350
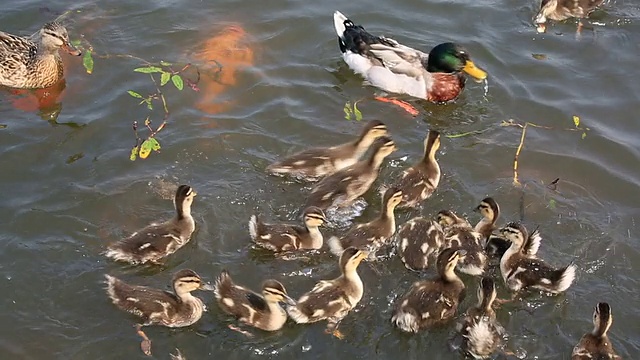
xmin=572 ymin=302 xmax=621 ymax=360
xmin=391 ymin=130 xmax=441 ymax=208
xmin=304 ymin=136 xmax=396 ymax=211
xmin=333 ymin=11 xmax=487 ymax=103
xmin=249 ymin=206 xmax=327 ymax=252
xmin=499 ymin=222 xmax=576 ymax=295
xmin=213 ymin=270 xmax=294 ymax=334
xmin=474 ymin=197 xmax=511 ymax=258
xmin=287 ymin=247 xmax=369 ymax=338
xmin=327 ymin=187 xmax=403 ymax=258
xmin=0 ymin=22 xmax=81 ymax=89
xmin=105 ymin=269 xmax=213 ymax=356
xmin=396 ymin=216 xmax=445 ymax=271
xmin=266 ymin=120 xmax=388 ymax=181
xmin=458 ymin=277 xmax=505 ymax=359
xmin=437 ymin=210 xmax=488 ymax=276
xmin=391 ymin=248 xmax=466 ymax=333
xmin=534 ymin=0 xmax=604 ymax=33
xmin=105 ymin=185 xmax=197 ymax=265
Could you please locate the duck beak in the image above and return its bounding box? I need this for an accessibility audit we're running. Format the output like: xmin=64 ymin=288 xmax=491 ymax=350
xmin=462 ymin=60 xmax=487 ymax=81
xmin=62 ymin=42 xmax=81 ymax=56
xmin=199 ymin=283 xmax=216 ymax=291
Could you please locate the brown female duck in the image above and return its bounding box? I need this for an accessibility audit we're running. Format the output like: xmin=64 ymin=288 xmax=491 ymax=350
xmin=534 ymin=0 xmax=605 ymax=33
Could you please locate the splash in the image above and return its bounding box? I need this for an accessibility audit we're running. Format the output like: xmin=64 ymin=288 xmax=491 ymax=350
xmin=324 ymin=198 xmax=368 ymax=228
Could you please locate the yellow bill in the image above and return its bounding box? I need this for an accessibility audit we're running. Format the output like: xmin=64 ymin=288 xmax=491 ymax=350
xmin=463 ymin=60 xmax=487 ymax=81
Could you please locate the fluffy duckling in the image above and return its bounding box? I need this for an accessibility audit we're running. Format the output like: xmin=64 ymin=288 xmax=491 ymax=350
xmin=304 ymin=136 xmax=396 ymax=211
xmin=105 ymin=185 xmax=197 ymax=265
xmin=572 ymin=302 xmax=621 ymax=360
xmin=333 ymin=11 xmax=487 ymax=103
xmin=266 ymin=120 xmax=388 ymax=181
xmin=287 ymin=247 xmax=369 ymax=338
xmin=459 ymin=277 xmax=504 ymax=359
xmin=499 ymin=222 xmax=576 ymax=295
xmin=474 ymin=197 xmax=511 ymax=258
xmin=396 ymin=216 xmax=445 ymax=271
xmin=327 ymin=187 xmax=403 ymax=258
xmin=391 ymin=130 xmax=441 ymax=208
xmin=214 ymin=270 xmax=294 ymax=335
xmin=437 ymin=210 xmax=488 ymax=276
xmin=534 ymin=0 xmax=604 ymax=33
xmin=249 ymin=206 xmax=327 ymax=251
xmin=105 ymin=269 xmax=213 ymax=356
xmin=391 ymin=248 xmax=466 ymax=333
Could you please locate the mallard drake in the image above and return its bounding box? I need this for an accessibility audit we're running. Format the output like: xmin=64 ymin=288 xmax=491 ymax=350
xmin=474 ymin=197 xmax=511 ymax=258
xmin=572 ymin=302 xmax=621 ymax=360
xmin=499 ymin=222 xmax=576 ymax=294
xmin=214 ymin=270 xmax=294 ymax=334
xmin=0 ymin=22 xmax=80 ymax=89
xmin=287 ymin=247 xmax=368 ymax=338
xmin=105 ymin=185 xmax=197 ymax=265
xmin=437 ymin=210 xmax=488 ymax=276
xmin=304 ymin=136 xmax=396 ymax=211
xmin=333 ymin=11 xmax=487 ymax=103
xmin=534 ymin=0 xmax=604 ymax=33
xmin=458 ymin=277 xmax=504 ymax=359
xmin=391 ymin=130 xmax=441 ymax=208
xmin=327 ymin=187 xmax=403 ymax=258
xmin=105 ymin=269 xmax=213 ymax=356
xmin=267 ymin=120 xmax=388 ymax=181
xmin=391 ymin=248 xmax=466 ymax=333
xmin=249 ymin=206 xmax=327 ymax=252
xmin=396 ymin=216 xmax=445 ymax=271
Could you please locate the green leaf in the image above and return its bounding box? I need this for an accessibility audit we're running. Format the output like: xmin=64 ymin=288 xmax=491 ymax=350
xmin=139 ymin=140 xmax=153 ymax=159
xmin=573 ymin=115 xmax=580 ymax=128
xmin=130 ymin=146 xmax=138 ymax=161
xmin=71 ymin=39 xmax=81 ymax=47
xmin=581 ymin=132 xmax=587 ymax=140
xmin=134 ymin=66 xmax=163 ymax=74
xmin=146 ymin=101 xmax=153 ymax=110
xmin=160 ymin=72 xmax=171 ymax=86
xmin=343 ymin=101 xmax=352 ymax=120
xmin=82 ymin=50 xmax=94 ymax=74
xmin=148 ymin=137 xmax=161 ymax=151
xmin=160 ymin=60 xmax=172 ymax=66
xmin=127 ymin=90 xmax=143 ymax=99
xmin=353 ymin=102 xmax=363 ymax=121
xmin=549 ymin=198 xmax=556 ymax=210
xmin=171 ymin=75 xmax=184 ymax=90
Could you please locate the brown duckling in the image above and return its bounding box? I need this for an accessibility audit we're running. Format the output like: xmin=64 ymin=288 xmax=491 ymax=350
xmin=391 ymin=248 xmax=466 ymax=333
xmin=534 ymin=0 xmax=604 ymax=33
xmin=459 ymin=277 xmax=505 ymax=359
xmin=396 ymin=216 xmax=445 ymax=271
xmin=214 ymin=270 xmax=294 ymax=335
xmin=499 ymin=222 xmax=576 ymax=295
xmin=105 ymin=185 xmax=197 ymax=265
xmin=572 ymin=302 xmax=621 ymax=359
xmin=287 ymin=247 xmax=369 ymax=338
xmin=105 ymin=269 xmax=213 ymax=356
xmin=249 ymin=206 xmax=327 ymax=251
xmin=304 ymin=136 xmax=397 ymax=211
xmin=474 ymin=197 xmax=511 ymax=259
xmin=327 ymin=187 xmax=403 ymax=259
xmin=437 ymin=210 xmax=488 ymax=276
xmin=391 ymin=130 xmax=441 ymax=208
xmin=266 ymin=120 xmax=388 ymax=181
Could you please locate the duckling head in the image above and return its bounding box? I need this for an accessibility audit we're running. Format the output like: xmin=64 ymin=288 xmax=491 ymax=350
xmin=38 ymin=22 xmax=81 ymax=56
xmin=499 ymin=222 xmax=528 ymax=248
xmin=302 ymin=206 xmax=327 ymax=228
xmin=382 ymin=187 xmax=403 ymax=212
xmin=592 ymin=302 xmax=613 ymax=337
xmin=423 ymin=130 xmax=441 ymax=160
xmin=436 ymin=248 xmax=465 ymax=279
xmin=371 ymin=136 xmax=397 ymax=159
xmin=475 ymin=197 xmax=500 ymax=224
xmin=262 ymin=280 xmax=295 ymax=306
xmin=361 ymin=120 xmax=389 ymax=142
xmin=436 ymin=210 xmax=464 ymax=227
xmin=174 ymin=185 xmax=197 ymax=216
xmin=340 ymin=247 xmax=369 ymax=275
xmin=172 ymin=269 xmax=213 ymax=296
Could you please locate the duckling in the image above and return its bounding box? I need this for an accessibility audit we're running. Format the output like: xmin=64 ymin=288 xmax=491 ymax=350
xmin=391 ymin=248 xmax=466 ymax=333
xmin=249 ymin=206 xmax=327 ymax=252
xmin=266 ymin=120 xmax=388 ymax=181
xmin=459 ymin=277 xmax=504 ymax=359
xmin=396 ymin=216 xmax=445 ymax=271
xmin=572 ymin=302 xmax=621 ymax=360
xmin=534 ymin=0 xmax=604 ymax=33
xmin=327 ymin=187 xmax=403 ymax=258
xmin=437 ymin=210 xmax=488 ymax=276
xmin=499 ymin=222 xmax=576 ymax=295
xmin=105 ymin=185 xmax=197 ymax=265
xmin=105 ymin=269 xmax=213 ymax=356
xmin=304 ymin=136 xmax=397 ymax=211
xmin=474 ymin=197 xmax=510 ymax=258
xmin=391 ymin=130 xmax=441 ymax=208
xmin=287 ymin=247 xmax=369 ymax=338
xmin=214 ymin=270 xmax=294 ymax=335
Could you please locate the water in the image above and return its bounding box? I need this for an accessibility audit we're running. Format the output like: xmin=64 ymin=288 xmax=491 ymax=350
xmin=1 ymin=0 xmax=639 ymax=358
